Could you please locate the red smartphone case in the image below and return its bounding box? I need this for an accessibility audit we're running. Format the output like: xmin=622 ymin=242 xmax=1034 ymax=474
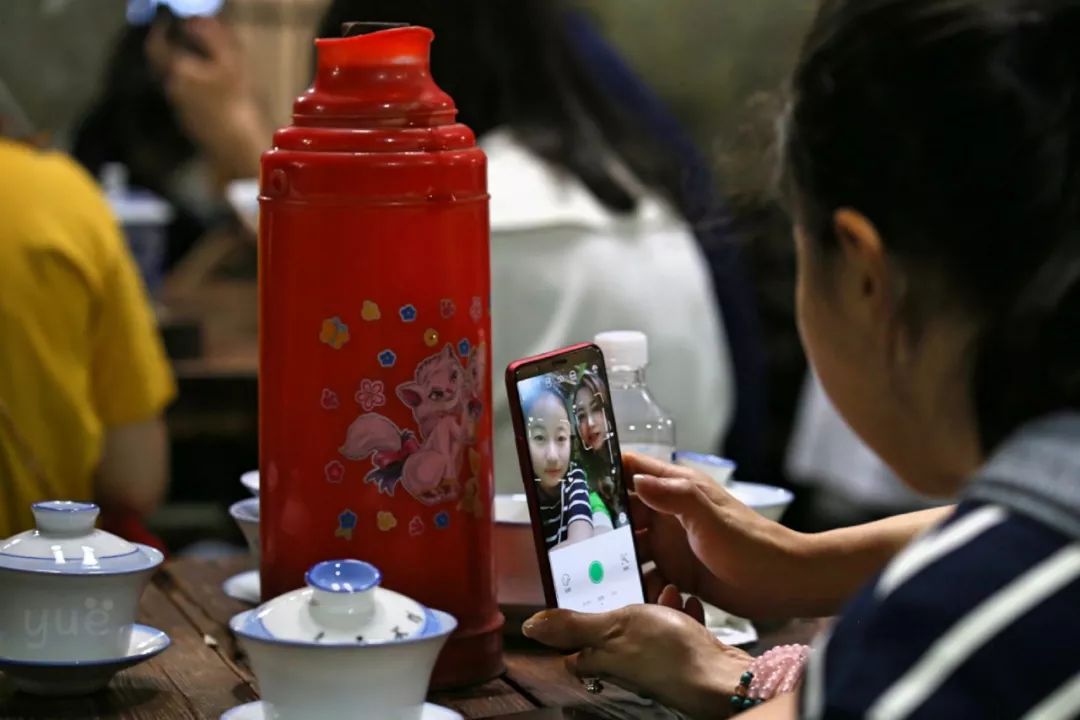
xmin=504 ymin=343 xmax=647 ymax=611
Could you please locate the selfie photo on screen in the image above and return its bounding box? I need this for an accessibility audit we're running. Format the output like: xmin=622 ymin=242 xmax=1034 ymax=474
xmin=512 ymin=348 xmax=645 ymax=613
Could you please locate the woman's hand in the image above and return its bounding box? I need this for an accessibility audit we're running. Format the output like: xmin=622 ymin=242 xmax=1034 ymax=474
xmin=146 ymin=17 xmax=269 ymax=182
xmin=627 ymin=452 xmax=811 ymax=619
xmin=626 ymin=452 xmax=954 ymax=619
xmin=523 ymin=603 xmax=751 ymax=719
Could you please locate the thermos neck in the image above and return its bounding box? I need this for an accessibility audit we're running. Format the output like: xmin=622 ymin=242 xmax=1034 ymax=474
xmin=294 ymin=25 xmax=456 ymax=129
xmin=262 ymin=23 xmax=485 ymax=204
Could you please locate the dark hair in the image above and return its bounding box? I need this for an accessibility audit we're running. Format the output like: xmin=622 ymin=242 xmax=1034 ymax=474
xmin=71 ymin=20 xmax=207 ymax=266
xmin=574 ymin=371 xmax=609 ymax=414
xmin=520 ymin=376 xmax=570 ymax=420
xmin=317 ymin=0 xmax=684 ymax=216
xmin=72 ymin=23 xmax=196 ymax=195
xmin=784 ymin=0 xmax=1080 ymax=450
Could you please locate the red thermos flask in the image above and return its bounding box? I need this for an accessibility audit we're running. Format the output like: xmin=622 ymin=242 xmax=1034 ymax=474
xmin=258 ymin=23 xmax=503 ymax=687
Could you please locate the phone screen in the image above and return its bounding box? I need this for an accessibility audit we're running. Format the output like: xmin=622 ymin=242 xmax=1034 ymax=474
xmin=127 ymin=0 xmax=223 ymax=25
xmin=513 ymin=350 xmax=645 ymax=612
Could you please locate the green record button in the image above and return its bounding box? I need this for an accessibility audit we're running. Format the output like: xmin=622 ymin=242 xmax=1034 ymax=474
xmin=588 ymin=560 xmax=604 ymax=584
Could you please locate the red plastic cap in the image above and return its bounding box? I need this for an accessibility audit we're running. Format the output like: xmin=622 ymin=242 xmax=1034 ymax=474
xmin=297 ymin=25 xmax=455 ymax=128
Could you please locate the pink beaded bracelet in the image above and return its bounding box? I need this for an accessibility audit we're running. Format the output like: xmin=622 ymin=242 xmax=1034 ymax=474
xmin=749 ymin=644 xmax=812 ymax=700
xmin=728 ymin=644 xmax=812 ymax=713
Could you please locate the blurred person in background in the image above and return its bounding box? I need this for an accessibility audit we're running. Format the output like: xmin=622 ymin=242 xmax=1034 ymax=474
xmin=786 ymin=371 xmax=945 ymax=530
xmin=523 ymin=1 xmax=1080 ymax=715
xmin=72 ymin=0 xmax=262 ymax=269
xmin=153 ymin=0 xmax=750 ymax=492
xmin=0 ymin=88 xmax=175 ymax=545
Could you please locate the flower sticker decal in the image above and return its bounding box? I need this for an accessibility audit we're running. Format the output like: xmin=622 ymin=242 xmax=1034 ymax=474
xmin=440 ymin=299 xmax=456 ymax=319
xmin=354 ymin=379 xmax=386 ymax=412
xmin=470 ymin=296 xmax=483 ymax=323
xmin=399 ymin=304 xmax=417 ymax=323
xmin=336 ymin=509 xmax=358 ymax=540
xmin=434 ymin=511 xmax=450 ymax=530
xmin=319 ymin=316 xmax=350 ymax=349
xmin=458 ymin=477 xmax=483 ymax=517
xmin=377 ymin=511 xmax=397 ymax=532
xmin=457 ymin=339 xmax=471 ymax=358
xmin=320 ymin=388 xmax=340 ymax=410
xmin=378 ymin=350 xmax=397 ymax=368
xmin=424 ymin=328 xmax=439 ymax=347
xmin=361 ymin=301 xmax=381 ymax=321
xmin=325 ymin=460 xmax=345 ymax=484
xmin=408 ymin=515 xmax=425 ymax=537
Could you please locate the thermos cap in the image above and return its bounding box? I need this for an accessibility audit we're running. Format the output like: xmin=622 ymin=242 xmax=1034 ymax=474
xmin=341 ymin=21 xmax=409 ymax=37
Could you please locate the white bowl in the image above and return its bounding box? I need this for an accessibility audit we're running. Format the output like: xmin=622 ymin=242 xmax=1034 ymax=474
xmin=0 ymin=501 xmax=163 ymax=663
xmin=230 ymin=560 xmax=456 ymax=719
xmin=226 ymin=179 xmax=259 ymax=235
xmin=493 ymin=494 xmax=543 ymax=610
xmin=240 ymin=470 xmax=259 ymax=497
xmin=675 ymin=451 xmax=736 ymax=487
xmin=728 ymin=481 xmax=794 ymax=522
xmin=229 ymin=498 xmax=260 ymax=563
xmin=673 ymin=453 xmax=792 ymax=521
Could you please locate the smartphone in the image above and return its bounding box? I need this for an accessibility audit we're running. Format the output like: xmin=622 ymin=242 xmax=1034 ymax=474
xmin=506 ymin=343 xmax=646 ymax=612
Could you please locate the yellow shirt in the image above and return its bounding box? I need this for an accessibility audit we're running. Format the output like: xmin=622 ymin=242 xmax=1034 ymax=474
xmin=0 ymin=139 xmax=176 ymax=537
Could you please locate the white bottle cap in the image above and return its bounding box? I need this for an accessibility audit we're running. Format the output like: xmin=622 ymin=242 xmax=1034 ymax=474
xmin=100 ymin=162 xmax=128 ymax=196
xmin=100 ymin=162 xmax=174 ymax=226
xmin=594 ymin=330 xmax=648 ymax=370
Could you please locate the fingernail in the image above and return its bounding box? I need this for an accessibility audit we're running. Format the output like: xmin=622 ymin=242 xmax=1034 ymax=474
xmin=633 ymin=474 xmax=653 ymax=484
xmin=521 ymin=615 xmax=546 ymax=638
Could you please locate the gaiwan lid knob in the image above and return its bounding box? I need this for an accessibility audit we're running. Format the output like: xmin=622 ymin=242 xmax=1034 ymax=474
xmin=305 ymin=559 xmax=382 ymax=630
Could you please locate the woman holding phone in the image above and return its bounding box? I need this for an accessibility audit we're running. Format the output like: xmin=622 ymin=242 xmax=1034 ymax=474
xmin=524 ymin=1 xmax=1080 ymax=717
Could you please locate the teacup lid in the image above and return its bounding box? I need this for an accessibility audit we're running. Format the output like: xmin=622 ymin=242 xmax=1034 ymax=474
xmin=0 ymin=501 xmax=163 ymax=575
xmin=231 ymin=559 xmax=443 ymax=647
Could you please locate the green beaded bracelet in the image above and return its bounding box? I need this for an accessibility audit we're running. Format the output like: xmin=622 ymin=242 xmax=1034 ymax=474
xmin=729 ymin=670 xmax=764 ymax=714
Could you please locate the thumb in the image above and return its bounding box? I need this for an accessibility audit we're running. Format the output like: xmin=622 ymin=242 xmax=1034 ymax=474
xmin=634 ymin=474 xmax=715 ymax=524
xmin=522 ymin=608 xmax=618 ymax=650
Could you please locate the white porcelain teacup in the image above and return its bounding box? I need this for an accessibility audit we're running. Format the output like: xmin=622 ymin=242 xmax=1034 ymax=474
xmin=229 ymin=498 xmax=260 ymax=563
xmin=240 ymin=469 xmax=259 ymax=497
xmin=0 ymin=501 xmax=163 ymax=662
xmin=230 ymin=559 xmax=456 ymax=719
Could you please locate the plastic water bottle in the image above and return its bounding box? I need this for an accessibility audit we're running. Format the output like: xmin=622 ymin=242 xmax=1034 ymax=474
xmin=594 ymin=331 xmax=676 ymax=462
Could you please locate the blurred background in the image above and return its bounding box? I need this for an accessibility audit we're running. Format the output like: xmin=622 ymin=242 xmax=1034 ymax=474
xmin=0 ymin=0 xmax=811 ymax=154
xmin=3 ymin=0 xmax=936 ymax=556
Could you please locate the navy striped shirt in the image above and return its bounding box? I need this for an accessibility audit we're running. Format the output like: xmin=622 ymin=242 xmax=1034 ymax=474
xmin=802 ymin=414 xmax=1080 ymax=719
xmin=539 ymin=467 xmax=592 ymax=549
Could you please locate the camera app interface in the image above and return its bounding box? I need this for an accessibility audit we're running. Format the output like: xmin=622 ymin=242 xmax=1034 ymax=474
xmin=516 ymin=361 xmax=644 ymax=612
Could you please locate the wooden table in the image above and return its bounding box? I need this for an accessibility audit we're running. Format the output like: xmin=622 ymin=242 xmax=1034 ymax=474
xmin=0 ymin=556 xmax=825 ymax=719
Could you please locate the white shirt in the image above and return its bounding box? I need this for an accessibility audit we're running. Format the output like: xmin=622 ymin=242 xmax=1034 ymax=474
xmin=786 ymin=372 xmax=941 ymax=511
xmin=484 ymin=130 xmax=734 ymax=492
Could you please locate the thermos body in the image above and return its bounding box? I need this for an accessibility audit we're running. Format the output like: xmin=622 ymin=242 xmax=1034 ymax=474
xmin=259 ymin=26 xmax=503 ymax=687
